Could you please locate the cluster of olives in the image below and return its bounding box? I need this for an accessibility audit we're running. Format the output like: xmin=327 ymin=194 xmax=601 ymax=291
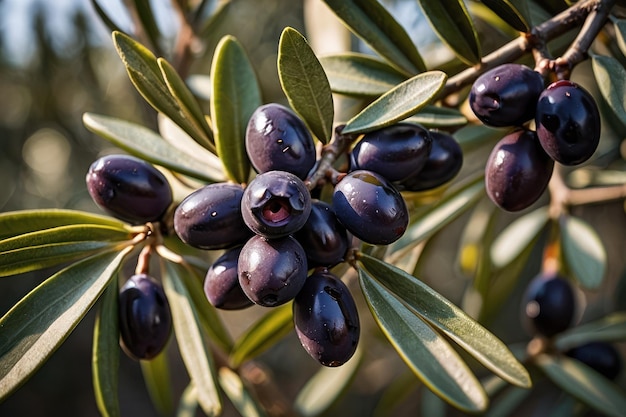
xmin=521 ymin=272 xmax=622 ymax=380
xmin=470 ymin=63 xmax=601 ymax=211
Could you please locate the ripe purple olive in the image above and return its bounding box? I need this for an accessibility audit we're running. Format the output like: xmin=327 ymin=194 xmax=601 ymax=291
xmin=349 ymin=123 xmax=432 ymax=182
xmin=118 ymin=274 xmax=172 ymax=360
xmin=566 ymin=342 xmax=622 ymax=380
xmin=399 ymin=130 xmax=463 ymax=191
xmin=522 ymin=272 xmax=576 ymax=338
xmin=294 ymin=200 xmax=350 ymax=268
xmin=485 ymin=130 xmax=554 ymax=212
xmin=241 ymin=170 xmax=312 ymax=238
xmin=535 ymin=80 xmax=601 ymax=165
xmin=238 ymin=235 xmax=308 ymax=307
xmin=86 ymin=154 xmax=172 ymax=224
xmin=245 ymin=103 xmax=317 ymax=179
xmin=174 ymin=183 xmax=251 ymax=250
xmin=333 ymin=170 xmax=408 ymax=245
xmin=293 ymin=270 xmax=360 ymax=367
xmin=469 ymin=63 xmax=544 ymax=127
xmin=204 ymin=246 xmax=253 ymax=310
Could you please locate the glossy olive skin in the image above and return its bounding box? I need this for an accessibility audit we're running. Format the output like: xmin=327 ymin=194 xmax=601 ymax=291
xmin=333 ymin=170 xmax=408 ymax=245
xmin=522 ymin=273 xmax=576 ymax=338
xmin=399 ymin=131 xmax=463 ymax=191
xmin=174 ymin=183 xmax=251 ymax=250
xmin=241 ymin=171 xmax=312 ymax=238
xmin=293 ymin=270 xmax=360 ymax=367
xmin=470 ymin=64 xmax=544 ymax=127
xmin=294 ymin=200 xmax=350 ymax=268
xmin=204 ymin=246 xmax=253 ymax=310
xmin=238 ymin=235 xmax=308 ymax=307
xmin=536 ymin=80 xmax=600 ymax=165
xmin=245 ymin=103 xmax=316 ymax=179
xmin=86 ymin=154 xmax=172 ymax=224
xmin=566 ymin=342 xmax=622 ymax=380
xmin=485 ymin=130 xmax=554 ymax=212
xmin=349 ymin=123 xmax=432 ymax=182
xmin=119 ymin=274 xmax=172 ymax=360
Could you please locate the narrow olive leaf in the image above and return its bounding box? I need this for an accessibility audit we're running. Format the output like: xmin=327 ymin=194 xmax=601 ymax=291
xmin=0 ymin=248 xmax=131 ymax=400
xmin=140 ymin=349 xmax=175 ymax=417
xmin=177 ymin=383 xmax=198 ymax=417
xmin=405 ymin=106 xmax=467 ymax=128
xmin=294 ymin=348 xmax=362 ymax=417
xmin=453 ymin=124 xmax=508 ymax=153
xmin=218 ymin=367 xmax=268 ymax=417
xmin=321 ymin=0 xmax=425 ymax=75
xmin=229 ymin=303 xmax=294 ymax=368
xmin=560 ymin=215 xmax=606 ymax=289
xmin=485 ymin=386 xmax=532 ymax=417
xmin=278 ymin=27 xmax=334 ymax=144
xmin=555 ymin=312 xmax=626 ymax=351
xmin=210 ymin=35 xmax=261 ymax=183
xmin=92 ymin=279 xmax=120 ymax=417
xmin=480 ymin=0 xmax=531 ymax=32
xmin=131 ymin=0 xmax=163 ymax=53
xmin=614 ymin=19 xmax=626 ymax=57
xmin=534 ymin=353 xmax=626 ymax=417
xmin=91 ymin=0 xmax=127 ymax=34
xmin=358 ymin=254 xmax=531 ymax=388
xmin=161 ymin=259 xmax=221 ymax=417
xmin=0 ymin=209 xmax=128 ymax=240
xmin=342 ymin=71 xmax=447 ymax=134
xmin=490 ymin=207 xmax=549 ymax=269
xmin=591 ymin=54 xmax=626 ymax=128
xmin=417 ymin=0 xmax=481 ymax=65
xmin=83 ymin=113 xmax=223 ymax=183
xmin=358 ymin=269 xmax=488 ymax=413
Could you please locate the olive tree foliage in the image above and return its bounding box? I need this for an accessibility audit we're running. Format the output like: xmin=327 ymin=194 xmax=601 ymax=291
xmin=1 ymin=0 xmax=625 ymax=416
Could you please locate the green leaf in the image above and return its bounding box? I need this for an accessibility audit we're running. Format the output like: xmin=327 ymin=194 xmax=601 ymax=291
xmin=177 ymin=383 xmax=198 ymax=417
xmin=342 ymin=71 xmax=447 ymax=134
xmin=485 ymin=386 xmax=532 ymax=417
xmin=591 ymin=54 xmax=626 ymax=128
xmin=480 ymin=0 xmax=531 ymax=32
xmin=83 ymin=113 xmax=224 ymax=183
xmin=278 ymin=27 xmax=334 ymax=144
xmin=112 ymin=31 xmax=214 ymax=152
xmin=453 ymin=124 xmax=508 ymax=153
xmin=140 ymin=349 xmax=175 ymax=417
xmin=294 ymin=348 xmax=362 ymax=417
xmin=132 ymin=0 xmax=163 ymax=53
xmin=358 ymin=254 xmax=531 ymax=389
xmin=358 ymin=269 xmax=488 ymax=413
xmin=210 ymin=35 xmax=261 ymax=183
xmin=0 ymin=209 xmax=128 ymax=240
xmin=92 ymin=280 xmax=120 ymax=417
xmin=0 ymin=248 xmax=131 ymax=400
xmin=555 ymin=312 xmax=626 ymax=351
xmin=405 ymin=106 xmax=467 ymax=128
xmin=417 ymin=0 xmax=481 ymax=65
xmin=162 ymin=259 xmax=221 ymax=416
xmin=534 ymin=353 xmax=626 ymax=417
xmin=490 ymin=207 xmax=549 ymax=269
xmin=560 ymin=215 xmax=606 ymax=289
xmin=229 ymin=303 xmax=293 ymax=368
xmin=321 ymin=0 xmax=425 ymax=75
xmin=218 ymin=367 xmax=268 ymax=417
xmin=319 ymin=53 xmax=407 ymax=97
xmin=90 ymin=0 xmax=126 ymax=34
xmin=614 ymin=19 xmax=626 ymax=57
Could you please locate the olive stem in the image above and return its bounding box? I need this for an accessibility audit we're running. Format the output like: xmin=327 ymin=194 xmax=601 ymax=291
xmin=135 ymin=244 xmax=153 ymax=275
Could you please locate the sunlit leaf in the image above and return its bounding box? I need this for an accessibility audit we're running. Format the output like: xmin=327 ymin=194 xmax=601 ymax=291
xmin=480 ymin=0 xmax=531 ymax=32
xmin=560 ymin=215 xmax=606 ymax=289
xmin=319 ymin=53 xmax=407 ymax=97
xmin=210 ymin=35 xmax=261 ymax=183
xmin=278 ymin=27 xmax=334 ymax=144
xmin=342 ymin=71 xmax=447 ymax=134
xmin=162 ymin=259 xmax=221 ymax=416
xmin=358 ymin=255 xmax=531 ymax=388
xmin=229 ymin=303 xmax=293 ymax=368
xmin=92 ymin=280 xmax=120 ymax=417
xmin=555 ymin=312 xmax=626 ymax=351
xmin=218 ymin=367 xmax=268 ymax=417
xmin=491 ymin=207 xmax=549 ymax=269
xmin=0 ymin=248 xmax=131 ymax=400
xmin=358 ymin=269 xmax=488 ymax=413
xmin=140 ymin=349 xmax=175 ymax=416
xmin=417 ymin=0 xmax=481 ymax=65
xmin=591 ymin=54 xmax=626 ymax=128
xmin=177 ymin=383 xmax=198 ymax=417
xmin=83 ymin=113 xmax=223 ymax=183
xmin=321 ymin=0 xmax=425 ymax=75
xmin=534 ymin=353 xmax=626 ymax=417
xmin=406 ymin=106 xmax=467 ymax=128
xmin=294 ymin=348 xmax=362 ymax=417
